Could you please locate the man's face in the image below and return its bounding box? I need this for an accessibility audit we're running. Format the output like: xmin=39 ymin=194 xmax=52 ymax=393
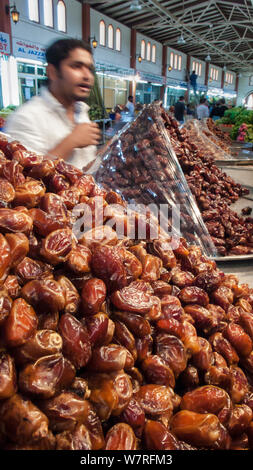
xmin=49 ymin=48 xmax=95 ymax=101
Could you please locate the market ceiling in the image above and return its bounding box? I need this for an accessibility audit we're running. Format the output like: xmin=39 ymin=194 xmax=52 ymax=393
xmin=83 ymin=0 xmax=253 ymax=74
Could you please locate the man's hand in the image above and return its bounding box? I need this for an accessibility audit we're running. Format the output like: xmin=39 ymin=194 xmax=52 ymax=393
xmin=71 ymin=122 xmax=101 ymax=148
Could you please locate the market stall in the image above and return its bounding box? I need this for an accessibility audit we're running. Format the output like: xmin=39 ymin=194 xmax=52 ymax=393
xmin=0 ymin=101 xmax=253 ymax=451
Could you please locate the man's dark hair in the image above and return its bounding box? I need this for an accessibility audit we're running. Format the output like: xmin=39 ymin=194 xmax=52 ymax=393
xmin=199 ymin=97 xmax=206 ymax=104
xmin=128 ymin=95 xmax=133 ymax=100
xmin=179 ymin=96 xmax=185 ymax=101
xmin=46 ymin=38 xmax=92 ymax=69
xmin=192 ymin=70 xmax=196 ymax=74
xmin=220 ymin=98 xmax=226 ymax=105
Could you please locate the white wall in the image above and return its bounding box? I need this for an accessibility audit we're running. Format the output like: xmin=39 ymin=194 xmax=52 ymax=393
xmin=190 ymin=56 xmax=206 ymax=85
xmin=224 ymin=70 xmax=236 ymax=91
xmin=11 ymin=0 xmax=82 ymax=58
xmin=90 ymin=8 xmax=131 ymax=69
xmin=167 ymin=47 xmax=187 ymax=82
xmin=237 ymin=74 xmax=253 ymax=105
xmin=136 ymin=32 xmax=162 ymax=77
xmin=208 ymin=63 xmax=222 ymax=89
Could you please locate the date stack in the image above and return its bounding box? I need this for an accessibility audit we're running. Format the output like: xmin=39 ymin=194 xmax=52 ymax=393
xmin=1 ymin=135 xmax=253 ymax=450
xmin=94 ymin=103 xmax=252 ymax=256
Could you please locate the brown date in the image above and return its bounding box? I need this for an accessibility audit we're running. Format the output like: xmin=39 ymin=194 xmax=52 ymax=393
xmin=21 ymin=279 xmax=65 ymax=313
xmin=135 ymin=384 xmax=174 ymax=417
xmin=135 ymin=335 xmax=153 ymax=362
xmin=229 ymin=365 xmax=249 ymax=403
xmin=113 ymin=310 xmax=151 ymax=337
xmin=87 ymin=377 xmax=119 ymax=421
xmin=13 ymin=329 xmax=63 ymax=365
xmin=227 ymin=404 xmax=253 ymax=437
xmin=223 ymin=323 xmax=252 ymax=357
xmin=5 ymin=233 xmax=29 ymax=269
xmin=155 ymin=333 xmax=187 ymax=377
xmin=179 ymin=366 xmax=199 ymax=391
xmin=171 ymin=410 xmax=230 ymax=449
xmin=179 ymin=286 xmax=209 ymax=306
xmin=80 ymin=225 xmax=118 ymax=250
xmin=0 ymin=178 xmax=15 ymax=203
xmin=29 ymin=208 xmax=67 ymax=237
xmin=40 ymin=228 xmax=74 ymax=265
xmin=56 ymin=423 xmax=92 ymax=450
xmin=67 ymin=377 xmax=90 ymax=400
xmin=57 ymin=275 xmax=80 ymax=314
xmin=0 ymin=393 xmax=49 ymax=445
xmin=144 ymin=420 xmax=180 ymax=450
xmin=13 ymin=178 xmax=46 ymax=208
xmin=212 ymin=286 xmax=234 ymax=312
xmin=184 ymin=304 xmax=217 ymax=334
xmin=0 ymin=233 xmax=10 ymax=281
xmin=192 ymin=337 xmax=213 ymax=371
xmin=59 ymin=313 xmax=91 ymax=369
xmin=87 ymin=344 xmax=128 ymax=372
xmin=151 ymin=239 xmax=177 ymax=268
xmin=111 ymin=280 xmax=154 ymax=314
xmin=37 ymin=311 xmax=59 ymax=331
xmin=4 ymin=298 xmax=38 ymax=347
xmin=171 ymin=268 xmax=195 ymax=287
xmin=209 ymin=332 xmax=239 ymax=365
xmin=141 ymin=355 xmax=175 ymax=387
xmin=19 ymin=353 xmax=76 ymax=399
xmin=15 ymin=256 xmax=53 ymax=284
xmin=180 ymin=385 xmax=232 ymax=425
xmin=67 ymin=244 xmax=92 ymax=274
xmin=0 ymin=352 xmax=17 ymax=399
xmin=151 ymin=280 xmax=172 ymax=298
xmin=39 ymin=192 xmax=68 ymax=219
xmin=3 ymin=275 xmax=21 ymax=299
xmin=0 ymin=208 xmax=33 ymax=234
xmin=194 ymin=270 xmax=224 ymax=293
xmin=118 ymin=398 xmax=145 ymax=439
xmin=113 ymin=320 xmax=137 ymax=359
xmin=86 ymin=313 xmax=110 ymax=346
xmin=0 ymin=286 xmax=12 ymax=325
xmin=105 ymin=423 xmax=137 ymax=450
xmin=81 ymin=278 xmax=107 ymax=316
xmin=91 ymin=245 xmax=127 ymax=293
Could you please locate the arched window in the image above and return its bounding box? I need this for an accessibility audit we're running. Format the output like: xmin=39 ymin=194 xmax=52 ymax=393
xmin=151 ymin=44 xmax=156 ymax=63
xmin=146 ymin=42 xmax=151 ymax=61
xmin=43 ymin=0 xmax=53 ymax=27
xmin=141 ymin=40 xmax=145 ymax=59
xmin=99 ymin=20 xmax=106 ymax=46
xmin=116 ymin=28 xmax=121 ymax=51
xmin=57 ymin=1 xmax=66 ymax=32
xmin=170 ymin=52 xmax=174 ymax=68
xmin=174 ymin=54 xmax=178 ymax=69
xmin=28 ymin=0 xmax=39 ymax=22
xmin=178 ymin=55 xmax=182 ymax=71
xmin=108 ymin=25 xmax=114 ymax=49
xmin=199 ymin=63 xmax=202 ymax=76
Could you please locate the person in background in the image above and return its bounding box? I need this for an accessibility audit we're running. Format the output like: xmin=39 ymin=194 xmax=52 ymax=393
xmin=210 ymin=101 xmax=221 ymax=121
xmin=186 ymin=103 xmax=195 ymax=121
xmin=174 ymin=96 xmax=186 ymax=124
xmin=125 ymin=95 xmax=135 ymax=117
xmin=196 ymin=97 xmax=209 ymax=120
xmin=218 ymin=98 xmax=228 ymax=118
xmin=6 ymin=38 xmax=101 ymax=171
xmin=190 ymin=70 xmax=198 ymax=95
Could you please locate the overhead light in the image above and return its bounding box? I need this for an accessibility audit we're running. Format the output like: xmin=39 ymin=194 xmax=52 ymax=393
xmin=130 ymin=0 xmax=142 ymax=11
xmin=177 ymin=34 xmax=186 ymax=45
xmin=5 ymin=3 xmax=20 ymax=24
xmin=205 ymin=54 xmax=211 ymax=62
xmin=168 ymin=65 xmax=173 ymax=72
xmin=223 ymin=65 xmax=227 ymax=71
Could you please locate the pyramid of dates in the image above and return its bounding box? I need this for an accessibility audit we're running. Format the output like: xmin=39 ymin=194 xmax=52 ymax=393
xmin=95 ymin=103 xmax=252 ymax=256
xmin=1 ymin=132 xmax=253 ymax=451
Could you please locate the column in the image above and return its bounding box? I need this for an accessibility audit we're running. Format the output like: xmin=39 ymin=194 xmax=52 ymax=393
xmin=221 ymin=70 xmax=225 ymax=90
xmin=204 ymin=61 xmax=210 ymax=94
xmin=160 ymin=45 xmax=167 ymax=102
xmin=185 ymin=54 xmax=191 ymax=102
xmin=130 ymin=29 xmax=137 ymax=102
xmin=82 ymin=2 xmax=90 ymax=43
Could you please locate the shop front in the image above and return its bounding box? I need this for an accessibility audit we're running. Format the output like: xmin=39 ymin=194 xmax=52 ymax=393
xmin=164 ymin=80 xmax=188 ymax=108
xmin=0 ymin=31 xmax=11 ymax=108
xmin=12 ymin=38 xmax=47 ymax=105
xmin=95 ymin=61 xmax=134 ymax=112
xmin=135 ymin=71 xmax=164 ymax=106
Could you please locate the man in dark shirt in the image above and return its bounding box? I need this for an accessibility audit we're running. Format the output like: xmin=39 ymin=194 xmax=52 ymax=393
xmin=174 ymin=96 xmax=186 ymax=124
xmin=218 ymin=98 xmax=228 ymax=118
xmin=190 ymin=70 xmax=198 ymax=95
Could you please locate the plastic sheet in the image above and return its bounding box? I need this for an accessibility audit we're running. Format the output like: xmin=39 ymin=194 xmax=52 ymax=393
xmin=183 ymin=119 xmax=233 ymax=161
xmin=92 ymin=102 xmax=217 ymax=258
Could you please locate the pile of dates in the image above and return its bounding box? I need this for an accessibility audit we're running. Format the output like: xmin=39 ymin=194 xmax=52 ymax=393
xmin=205 ymin=117 xmax=232 ymax=147
xmin=183 ymin=119 xmax=231 ymax=159
xmin=163 ymin=112 xmax=253 ymax=256
xmin=95 ymin=103 xmax=252 ymax=256
xmin=0 ymin=135 xmax=253 ymax=450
